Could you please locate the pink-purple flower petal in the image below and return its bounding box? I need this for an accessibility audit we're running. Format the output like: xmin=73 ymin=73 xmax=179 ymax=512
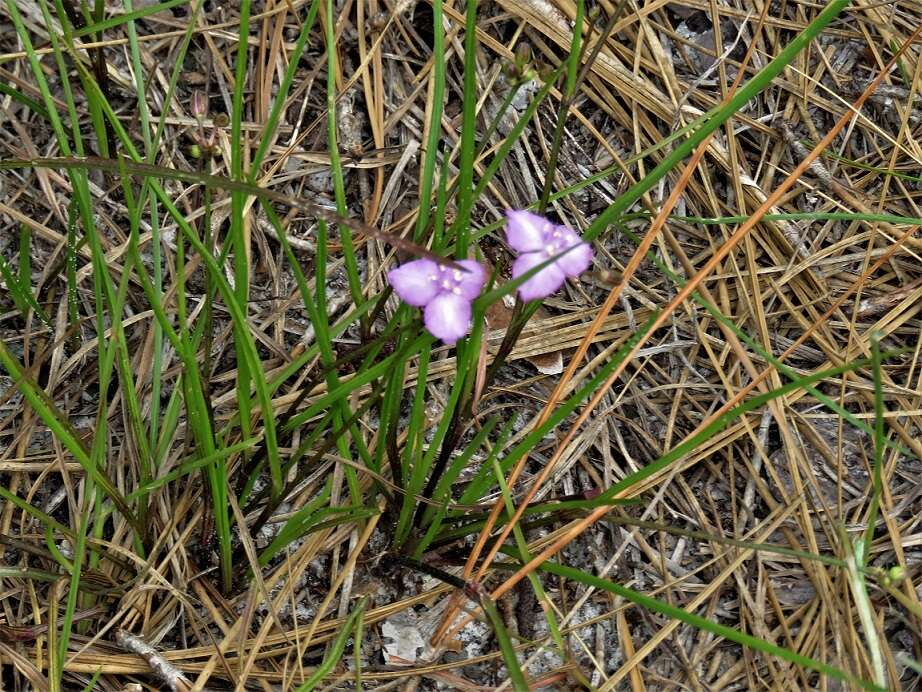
xmin=388 ymin=258 xmax=439 ymax=307
xmin=424 ymin=292 xmax=472 ymax=344
xmin=512 ymin=252 xmax=566 ymax=302
xmin=505 ymin=210 xmax=550 ymax=253
xmin=555 ymin=235 xmax=594 ymax=277
xmin=454 ymin=260 xmax=487 ymax=300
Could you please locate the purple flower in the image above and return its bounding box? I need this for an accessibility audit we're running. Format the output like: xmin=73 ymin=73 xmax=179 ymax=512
xmin=388 ymin=258 xmax=486 ymax=344
xmin=505 ymin=210 xmax=593 ymax=301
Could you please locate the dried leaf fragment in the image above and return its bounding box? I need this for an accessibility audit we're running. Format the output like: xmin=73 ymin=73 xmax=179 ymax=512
xmin=485 ymin=295 xmax=563 ymax=375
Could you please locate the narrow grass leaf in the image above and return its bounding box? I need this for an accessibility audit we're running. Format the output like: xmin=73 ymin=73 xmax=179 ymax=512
xmin=583 ymin=0 xmax=852 ymax=242
xmin=296 ymin=596 xmax=369 ymax=691
xmin=480 ymin=594 xmax=529 ymax=691
xmin=534 ymin=558 xmax=879 ymax=690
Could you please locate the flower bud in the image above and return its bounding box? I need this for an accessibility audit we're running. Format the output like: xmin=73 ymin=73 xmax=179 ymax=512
xmin=887 ymin=565 xmax=906 ymax=584
xmin=191 ymin=90 xmax=208 ymax=121
xmin=514 ymin=42 xmax=531 ymax=71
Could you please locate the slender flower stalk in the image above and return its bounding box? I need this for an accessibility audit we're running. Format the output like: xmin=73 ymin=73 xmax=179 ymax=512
xmin=388 ymin=259 xmax=486 ymax=344
xmin=506 ymin=210 xmax=593 ymax=301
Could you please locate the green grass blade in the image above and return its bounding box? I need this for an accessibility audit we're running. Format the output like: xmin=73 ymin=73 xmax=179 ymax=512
xmin=669 ymin=211 xmax=922 ymax=227
xmin=480 ymin=594 xmax=529 ymax=690
xmin=534 ymin=559 xmax=879 ymax=690
xmin=228 ymin=0 xmax=257 ymax=499
xmin=537 ymin=0 xmax=583 ymax=212
xmin=126 ymin=437 xmax=262 ymax=502
xmin=416 ymin=416 xmax=499 ymax=531
xmin=0 ymin=484 xmax=73 ymax=538
xmin=414 ymin=0 xmax=446 ymax=240
xmin=470 ymin=64 xmax=564 ymax=205
xmin=0 ymin=341 xmax=139 ymax=530
xmin=282 ymin=334 xmax=430 ymax=432
xmin=598 ymin=350 xmax=904 ymax=504
xmin=79 ymin=669 xmax=104 ymax=692
xmin=0 ymin=242 xmax=52 ymax=330
xmin=583 ymin=0 xmax=852 ymax=243
xmin=609 ymin=220 xmax=915 ymax=460
xmin=846 ymin=536 xmax=886 ymax=687
xmin=250 ymin=0 xmax=321 ymax=174
xmin=491 ymin=455 xmax=569 ymax=676
xmin=324 ymin=0 xmax=363 ymax=307
xmin=74 ymin=0 xmax=188 ymax=35
xmin=0 ymin=81 xmax=51 ymax=121
xmin=296 ymin=596 xmax=369 ymax=691
xmin=865 ymin=333 xmax=885 ymax=560
xmin=258 ymin=481 xmax=332 ymax=566
xmin=450 ymin=0 xmax=479 ymax=256
xmin=53 ymin=488 xmax=91 ymax=692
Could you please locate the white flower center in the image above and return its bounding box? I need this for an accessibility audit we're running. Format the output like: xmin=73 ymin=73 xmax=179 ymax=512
xmin=432 ymin=264 xmax=467 ymax=295
xmin=543 ymin=228 xmax=576 ymax=257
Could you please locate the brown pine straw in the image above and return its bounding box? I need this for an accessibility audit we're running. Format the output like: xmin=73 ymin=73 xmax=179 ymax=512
xmin=435 ymin=23 xmax=922 ymax=646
